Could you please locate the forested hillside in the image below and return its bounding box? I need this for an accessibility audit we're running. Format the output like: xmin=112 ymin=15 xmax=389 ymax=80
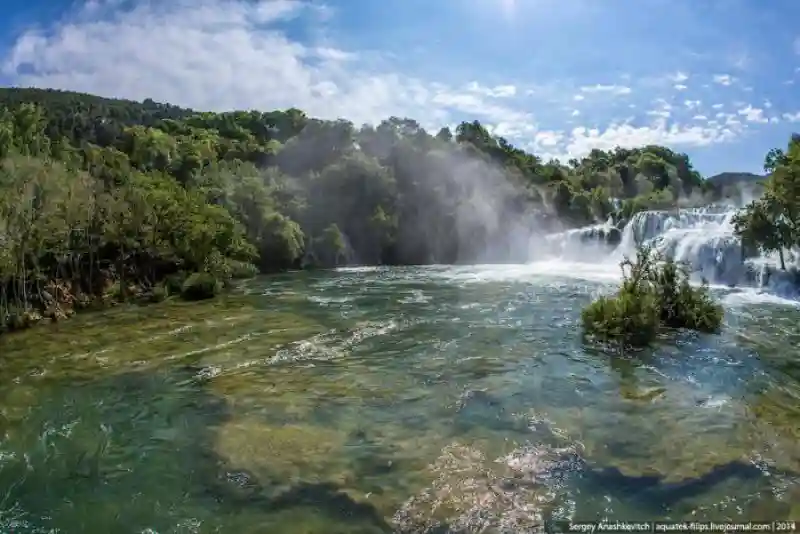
xmin=0 ymin=87 xmax=723 ymax=329
xmin=707 ymin=172 xmax=763 ymax=186
xmin=707 ymin=171 xmax=766 ymax=204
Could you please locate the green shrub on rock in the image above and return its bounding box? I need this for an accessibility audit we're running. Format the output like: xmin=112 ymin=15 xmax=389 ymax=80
xmin=581 ymin=247 xmax=723 ymax=348
xmin=582 ymin=288 xmax=660 ymax=348
xmin=650 ymin=258 xmax=723 ymax=333
xmin=180 ymin=272 xmax=221 ymax=301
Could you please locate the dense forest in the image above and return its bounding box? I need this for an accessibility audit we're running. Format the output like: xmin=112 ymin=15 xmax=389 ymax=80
xmin=0 ymin=87 xmax=743 ymax=331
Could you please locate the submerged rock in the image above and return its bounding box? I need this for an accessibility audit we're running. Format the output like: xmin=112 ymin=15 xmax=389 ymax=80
xmin=214 ymin=419 xmax=348 ymax=484
xmin=393 ymin=442 xmax=579 ymax=533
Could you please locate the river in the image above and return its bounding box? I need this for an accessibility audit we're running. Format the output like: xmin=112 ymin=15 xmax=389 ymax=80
xmin=0 ymin=260 xmax=798 ymax=533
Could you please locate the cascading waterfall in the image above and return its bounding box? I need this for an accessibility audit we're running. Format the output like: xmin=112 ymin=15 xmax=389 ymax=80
xmin=542 ymin=217 xmax=621 ymax=261
xmin=616 ymin=207 xmax=746 ymax=286
xmin=543 ymin=205 xmax=800 ymax=298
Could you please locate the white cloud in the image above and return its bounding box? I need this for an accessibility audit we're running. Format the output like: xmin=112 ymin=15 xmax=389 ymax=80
xmin=430 ymin=88 xmax=532 ymax=126
xmin=713 ymin=74 xmax=734 ymax=86
xmin=733 ymin=53 xmax=750 ymax=71
xmin=651 ymin=98 xmax=672 ymax=112
xmin=0 ymin=0 xmax=754 ymax=166
xmin=464 ymin=82 xmax=517 ymax=98
xmin=647 ymin=110 xmax=671 ymax=119
xmin=692 ymin=115 xmax=707 ymax=120
xmin=1 ymin=0 xmax=536 ymax=131
xmin=671 ymin=71 xmax=689 ymax=83
xmin=712 ymin=103 xmax=724 ymax=109
xmin=533 ymin=131 xmax=564 ymax=148
xmin=490 ymin=121 xmax=536 ymax=139
xmin=314 ymin=47 xmax=355 ymax=62
xmin=579 ymin=84 xmax=632 ymax=95
xmin=764 ymin=100 xmax=773 ymax=109
xmin=674 ymin=84 xmax=688 ymax=91
xmin=491 ymin=85 xmax=517 ymax=98
xmin=553 ymin=119 xmax=737 ymax=162
xmin=784 ymin=112 xmax=800 ymax=123
xmin=684 ymin=100 xmax=701 ymax=109
xmin=737 ymin=105 xmax=768 ymax=124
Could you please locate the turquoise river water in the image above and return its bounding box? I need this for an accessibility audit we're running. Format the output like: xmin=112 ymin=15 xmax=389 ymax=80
xmin=0 ymin=263 xmax=798 ymax=533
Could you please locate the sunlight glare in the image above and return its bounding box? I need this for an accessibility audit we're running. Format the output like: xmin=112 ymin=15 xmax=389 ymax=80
xmin=499 ymin=0 xmax=517 ymax=18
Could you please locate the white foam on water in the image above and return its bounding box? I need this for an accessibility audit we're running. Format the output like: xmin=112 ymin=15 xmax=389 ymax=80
xmin=307 ymin=295 xmax=356 ymax=305
xmin=523 ymin=260 xmax=621 ymax=284
xmin=430 ymin=261 xmax=621 ymax=285
xmin=720 ymin=288 xmax=800 ymax=308
xmin=335 ymin=266 xmax=382 ymax=273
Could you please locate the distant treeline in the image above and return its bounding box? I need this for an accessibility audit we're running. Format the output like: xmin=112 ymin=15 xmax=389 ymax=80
xmin=0 ymin=87 xmax=752 ymax=328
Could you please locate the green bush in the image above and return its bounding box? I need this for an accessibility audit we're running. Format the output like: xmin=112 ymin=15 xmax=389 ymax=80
xmin=582 ymin=247 xmax=723 ymax=348
xmin=165 ymin=271 xmax=189 ymax=295
xmin=226 ymin=259 xmax=259 ymax=280
xmin=180 ymin=272 xmax=221 ymax=301
xmin=147 ymin=284 xmax=169 ymax=303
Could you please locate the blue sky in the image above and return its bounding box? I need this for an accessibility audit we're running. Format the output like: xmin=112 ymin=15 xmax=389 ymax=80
xmin=1 ymin=0 xmax=799 ymax=176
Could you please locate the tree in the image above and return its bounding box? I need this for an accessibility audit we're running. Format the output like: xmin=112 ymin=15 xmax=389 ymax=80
xmin=0 ymin=86 xmax=737 ymax=334
xmin=733 ymin=134 xmax=800 ymax=270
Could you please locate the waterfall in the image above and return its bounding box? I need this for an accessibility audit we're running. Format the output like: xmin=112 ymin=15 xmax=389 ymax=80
xmin=615 ymin=207 xmax=745 ymax=286
xmin=543 ymin=206 xmax=800 ymax=298
xmin=542 ymin=217 xmax=621 ymax=261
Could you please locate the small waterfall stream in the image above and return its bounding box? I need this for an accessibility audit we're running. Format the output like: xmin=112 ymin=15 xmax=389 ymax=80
xmin=543 ymin=206 xmax=800 ymax=298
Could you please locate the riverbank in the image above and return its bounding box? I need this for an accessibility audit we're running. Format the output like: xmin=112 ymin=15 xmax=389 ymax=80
xmin=0 ymin=269 xmax=245 ymax=338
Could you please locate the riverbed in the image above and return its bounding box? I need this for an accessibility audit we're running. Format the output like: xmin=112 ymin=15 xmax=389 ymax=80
xmin=0 ymin=264 xmax=798 ymax=533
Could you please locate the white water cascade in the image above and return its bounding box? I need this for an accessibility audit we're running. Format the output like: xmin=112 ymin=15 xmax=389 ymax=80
xmin=543 ymin=206 xmax=800 ymax=299
xmin=543 ymin=217 xmax=621 ymax=260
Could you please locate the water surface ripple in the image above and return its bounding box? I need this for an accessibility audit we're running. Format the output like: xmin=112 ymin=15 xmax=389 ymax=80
xmin=0 ymin=265 xmax=798 ymax=533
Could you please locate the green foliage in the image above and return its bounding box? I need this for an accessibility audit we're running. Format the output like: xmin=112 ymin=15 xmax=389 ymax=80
xmin=582 ymin=289 xmax=661 ymax=348
xmin=148 ymin=284 xmax=169 ymax=303
xmin=582 ymin=248 xmax=723 ymax=348
xmin=0 ymin=87 xmax=748 ymax=334
xmin=180 ymin=272 xmax=221 ymax=301
xmin=107 ymin=281 xmax=123 ymax=302
xmin=733 ymin=134 xmax=800 ymax=271
xmin=651 ymin=258 xmax=724 ymax=333
xmin=165 ymin=272 xmax=189 ymax=295
xmin=306 ymin=223 xmax=348 ymax=268
xmin=225 ymin=260 xmax=259 ymax=280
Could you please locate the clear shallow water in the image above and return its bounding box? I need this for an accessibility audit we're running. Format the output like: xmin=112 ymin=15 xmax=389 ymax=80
xmin=0 ymin=264 xmax=799 ymax=533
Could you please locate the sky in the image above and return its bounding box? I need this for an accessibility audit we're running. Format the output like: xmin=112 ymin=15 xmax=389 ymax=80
xmin=0 ymin=0 xmax=799 ymax=177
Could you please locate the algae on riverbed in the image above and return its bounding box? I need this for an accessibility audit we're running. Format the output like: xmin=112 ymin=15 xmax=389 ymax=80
xmin=1 ymin=269 xmax=799 ymax=532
